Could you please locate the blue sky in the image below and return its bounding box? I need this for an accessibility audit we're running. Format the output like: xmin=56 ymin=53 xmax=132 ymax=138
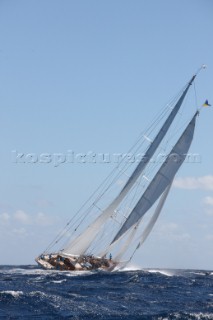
xmin=0 ymin=0 xmax=213 ymax=269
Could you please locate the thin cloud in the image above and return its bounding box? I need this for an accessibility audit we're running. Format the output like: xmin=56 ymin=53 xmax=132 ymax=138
xmin=205 ymin=234 xmax=213 ymax=241
xmin=12 ymin=227 xmax=28 ymax=237
xmin=204 ymin=196 xmax=213 ymax=206
xmin=154 ymin=222 xmax=191 ymax=242
xmin=173 ymin=175 xmax=213 ymax=190
xmin=14 ymin=210 xmax=31 ymax=224
xmin=1 ymin=210 xmax=55 ymax=227
xmin=35 ymin=212 xmax=54 ymax=226
xmin=0 ymin=212 xmax=10 ymax=224
xmin=33 ymin=198 xmax=54 ymax=209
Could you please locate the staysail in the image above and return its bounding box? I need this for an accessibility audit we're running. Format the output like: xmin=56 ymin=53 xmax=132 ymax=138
xmin=134 ymin=182 xmax=172 ymax=250
xmin=63 ymin=75 xmax=196 ymax=256
xmin=111 ymin=111 xmax=198 ymax=244
xmin=111 ymin=182 xmax=172 ymax=261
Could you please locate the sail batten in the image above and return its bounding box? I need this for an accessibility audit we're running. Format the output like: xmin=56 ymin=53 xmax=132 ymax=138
xmin=111 ymin=111 xmax=198 ymax=244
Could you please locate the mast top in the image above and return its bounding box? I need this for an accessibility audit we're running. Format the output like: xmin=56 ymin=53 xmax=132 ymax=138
xmin=189 ymin=64 xmax=206 ymax=86
xmin=195 ymin=64 xmax=207 ymax=76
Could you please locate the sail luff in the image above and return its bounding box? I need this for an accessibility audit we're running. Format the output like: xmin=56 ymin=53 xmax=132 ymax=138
xmin=63 ymin=75 xmax=196 ymax=256
xmin=111 ymin=111 xmax=198 ymax=244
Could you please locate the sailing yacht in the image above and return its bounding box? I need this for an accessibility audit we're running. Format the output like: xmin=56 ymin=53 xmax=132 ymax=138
xmin=36 ymin=67 xmax=207 ymax=271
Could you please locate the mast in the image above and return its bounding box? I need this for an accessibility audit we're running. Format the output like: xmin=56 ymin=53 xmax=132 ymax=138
xmin=111 ymin=111 xmax=198 ymax=244
xmin=63 ymin=75 xmax=196 ymax=256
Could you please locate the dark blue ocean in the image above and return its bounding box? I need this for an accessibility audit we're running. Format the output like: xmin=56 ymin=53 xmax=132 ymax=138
xmin=0 ymin=265 xmax=213 ymax=319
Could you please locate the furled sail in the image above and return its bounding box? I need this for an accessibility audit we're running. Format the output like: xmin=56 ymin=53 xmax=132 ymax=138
xmin=111 ymin=111 xmax=198 ymax=244
xmin=63 ymin=75 xmax=196 ymax=256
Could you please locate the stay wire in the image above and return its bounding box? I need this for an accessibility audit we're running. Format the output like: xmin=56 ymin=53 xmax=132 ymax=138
xmin=42 ymin=80 xmax=194 ymax=254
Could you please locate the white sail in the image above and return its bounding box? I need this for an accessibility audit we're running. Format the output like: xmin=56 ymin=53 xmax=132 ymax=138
xmin=115 ymin=182 xmax=172 ymax=261
xmin=134 ymin=181 xmax=172 ymax=250
xmin=114 ymin=223 xmax=139 ymax=261
xmin=98 ymin=226 xmax=131 ymax=258
xmin=63 ymin=77 xmax=195 ymax=255
xmin=64 ymin=203 xmax=118 ymax=255
xmin=111 ymin=111 xmax=198 ymax=244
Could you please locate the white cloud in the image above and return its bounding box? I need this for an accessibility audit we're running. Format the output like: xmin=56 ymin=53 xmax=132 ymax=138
xmin=205 ymin=208 xmax=213 ymax=216
xmin=172 ymin=233 xmax=191 ymax=241
xmin=158 ymin=222 xmax=178 ymax=234
xmin=35 ymin=212 xmax=53 ymax=226
xmin=14 ymin=210 xmax=31 ymax=224
xmin=0 ymin=209 xmax=55 ymax=242
xmin=154 ymin=222 xmax=191 ymax=241
xmin=203 ymin=196 xmax=213 ymax=206
xmin=0 ymin=212 xmax=10 ymax=223
xmin=12 ymin=227 xmax=28 ymax=237
xmin=205 ymin=234 xmax=213 ymax=241
xmin=34 ymin=198 xmax=54 ymax=208
xmin=10 ymin=210 xmax=54 ymax=226
xmin=174 ymin=175 xmax=213 ymax=190
xmin=202 ymin=196 xmax=213 ymax=216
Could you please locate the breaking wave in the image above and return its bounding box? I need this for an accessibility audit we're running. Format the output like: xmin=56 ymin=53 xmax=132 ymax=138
xmin=0 ymin=265 xmax=212 ymax=319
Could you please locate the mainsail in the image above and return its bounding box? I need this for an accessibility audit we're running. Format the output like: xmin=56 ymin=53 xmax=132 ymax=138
xmin=64 ymin=75 xmax=196 ymax=255
xmin=111 ymin=111 xmax=198 ymax=244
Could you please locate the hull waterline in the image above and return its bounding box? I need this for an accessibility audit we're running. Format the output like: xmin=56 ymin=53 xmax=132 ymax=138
xmin=36 ymin=253 xmax=118 ymax=272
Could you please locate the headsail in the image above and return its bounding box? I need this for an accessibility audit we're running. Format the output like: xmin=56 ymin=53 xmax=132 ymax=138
xmin=132 ymin=181 xmax=172 ymax=252
xmin=112 ymin=181 xmax=172 ymax=261
xmin=114 ymin=223 xmax=139 ymax=261
xmin=63 ymin=75 xmax=196 ymax=256
xmin=111 ymin=111 xmax=198 ymax=244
